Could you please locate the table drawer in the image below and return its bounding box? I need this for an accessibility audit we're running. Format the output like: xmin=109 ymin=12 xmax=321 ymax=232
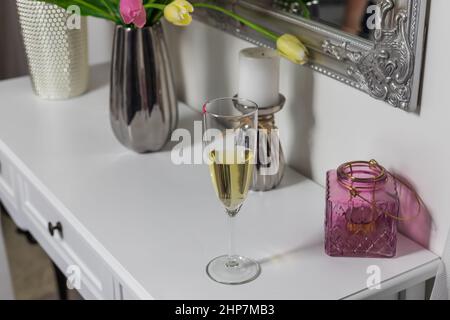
xmin=19 ymin=175 xmax=114 ymax=299
xmin=0 ymin=145 xmax=28 ymax=229
xmin=0 ymin=148 xmax=16 ymax=203
xmin=115 ymin=281 xmax=141 ymax=300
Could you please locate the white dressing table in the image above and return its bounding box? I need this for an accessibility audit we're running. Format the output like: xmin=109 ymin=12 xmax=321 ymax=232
xmin=0 ymin=64 xmax=440 ymax=300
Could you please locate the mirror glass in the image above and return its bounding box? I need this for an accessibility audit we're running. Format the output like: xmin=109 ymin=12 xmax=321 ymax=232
xmin=199 ymin=0 xmax=425 ymax=111
xmin=252 ymin=0 xmax=381 ymax=40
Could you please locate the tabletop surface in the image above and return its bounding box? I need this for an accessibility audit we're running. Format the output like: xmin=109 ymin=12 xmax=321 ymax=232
xmin=0 ymin=64 xmax=439 ymax=299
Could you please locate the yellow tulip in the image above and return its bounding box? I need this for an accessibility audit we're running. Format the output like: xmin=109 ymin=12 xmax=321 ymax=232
xmin=164 ymin=0 xmax=194 ymax=26
xmin=276 ymin=34 xmax=309 ymax=65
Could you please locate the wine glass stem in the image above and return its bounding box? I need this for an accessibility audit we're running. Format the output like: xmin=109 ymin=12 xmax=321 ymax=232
xmin=227 ymin=216 xmax=238 ymax=268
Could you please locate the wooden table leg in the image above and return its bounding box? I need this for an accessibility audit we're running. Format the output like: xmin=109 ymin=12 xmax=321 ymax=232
xmin=51 ymin=262 xmax=68 ymax=300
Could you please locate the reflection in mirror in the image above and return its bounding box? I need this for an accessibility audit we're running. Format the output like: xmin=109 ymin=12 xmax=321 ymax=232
xmin=194 ymin=0 xmax=428 ymax=111
xmin=267 ymin=0 xmax=381 ymax=39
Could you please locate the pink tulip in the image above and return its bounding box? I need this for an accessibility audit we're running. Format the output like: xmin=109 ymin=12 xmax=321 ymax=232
xmin=120 ymin=0 xmax=147 ymax=28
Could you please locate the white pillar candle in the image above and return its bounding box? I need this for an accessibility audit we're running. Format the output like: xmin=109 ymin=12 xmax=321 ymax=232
xmin=238 ymin=47 xmax=280 ymax=108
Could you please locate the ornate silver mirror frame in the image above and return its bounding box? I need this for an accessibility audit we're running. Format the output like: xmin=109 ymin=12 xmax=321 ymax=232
xmin=193 ymin=0 xmax=429 ymax=112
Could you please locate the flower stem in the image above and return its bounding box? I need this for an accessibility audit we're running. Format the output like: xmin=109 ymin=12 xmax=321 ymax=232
xmin=100 ymin=0 xmax=121 ymax=23
xmin=71 ymin=0 xmax=117 ymax=22
xmin=152 ymin=11 xmax=164 ymax=25
xmin=193 ymin=3 xmax=278 ymax=42
xmin=143 ymin=3 xmax=166 ymax=10
xmin=144 ymin=2 xmax=166 ymax=26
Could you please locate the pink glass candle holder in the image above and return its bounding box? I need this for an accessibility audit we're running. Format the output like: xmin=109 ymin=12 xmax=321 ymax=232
xmin=325 ymin=160 xmax=399 ymax=258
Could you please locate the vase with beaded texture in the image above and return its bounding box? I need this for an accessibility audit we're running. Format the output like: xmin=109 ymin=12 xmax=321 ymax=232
xmin=16 ymin=0 xmax=89 ymax=99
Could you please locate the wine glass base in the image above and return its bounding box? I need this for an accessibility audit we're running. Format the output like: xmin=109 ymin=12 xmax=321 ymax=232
xmin=206 ymin=255 xmax=261 ymax=285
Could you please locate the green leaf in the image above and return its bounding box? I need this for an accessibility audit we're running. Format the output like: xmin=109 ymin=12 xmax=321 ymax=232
xmin=145 ymin=0 xmax=168 ymax=25
xmin=35 ymin=0 xmax=120 ymax=23
xmin=193 ymin=3 xmax=279 ymax=42
xmin=101 ymin=0 xmax=121 ymax=22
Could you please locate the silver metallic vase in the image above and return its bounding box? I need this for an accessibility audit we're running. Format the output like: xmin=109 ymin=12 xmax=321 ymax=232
xmin=251 ymin=95 xmax=286 ymax=191
xmin=110 ymin=24 xmax=178 ymax=153
xmin=16 ymin=0 xmax=89 ymax=99
xmin=235 ymin=94 xmax=286 ymax=191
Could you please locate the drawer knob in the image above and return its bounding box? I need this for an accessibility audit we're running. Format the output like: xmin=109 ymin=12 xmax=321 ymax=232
xmin=48 ymin=222 xmax=63 ymax=238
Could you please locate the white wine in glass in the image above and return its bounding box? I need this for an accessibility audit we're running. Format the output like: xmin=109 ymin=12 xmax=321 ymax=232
xmin=203 ymin=97 xmax=260 ymax=285
xmin=208 ymin=148 xmax=254 ymax=215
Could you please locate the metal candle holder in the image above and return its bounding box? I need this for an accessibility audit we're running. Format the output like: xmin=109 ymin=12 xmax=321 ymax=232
xmin=235 ymin=94 xmax=286 ymax=191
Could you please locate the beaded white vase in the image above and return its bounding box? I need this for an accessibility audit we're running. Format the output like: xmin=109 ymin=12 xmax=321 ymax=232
xmin=16 ymin=0 xmax=89 ymax=99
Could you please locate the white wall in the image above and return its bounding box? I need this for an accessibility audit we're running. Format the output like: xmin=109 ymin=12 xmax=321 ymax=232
xmin=88 ymin=18 xmax=114 ymax=65
xmin=163 ymin=0 xmax=450 ymax=256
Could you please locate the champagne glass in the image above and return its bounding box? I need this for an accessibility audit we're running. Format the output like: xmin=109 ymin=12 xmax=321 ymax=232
xmin=203 ymin=97 xmax=260 ymax=285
